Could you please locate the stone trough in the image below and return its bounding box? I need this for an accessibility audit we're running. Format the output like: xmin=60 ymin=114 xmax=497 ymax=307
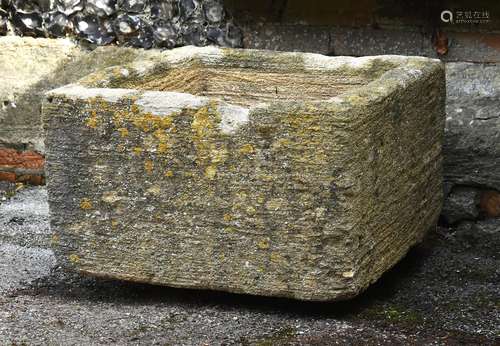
xmin=43 ymin=46 xmax=445 ymax=301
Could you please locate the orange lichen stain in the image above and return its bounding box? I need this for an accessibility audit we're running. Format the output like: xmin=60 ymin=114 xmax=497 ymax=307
xmin=157 ymin=142 xmax=169 ymax=154
xmin=130 ymin=103 xmax=140 ymax=114
xmin=239 ymin=144 xmax=255 ymax=155
xmin=132 ymin=113 xmax=174 ymax=133
xmin=133 ymin=112 xmax=155 ymax=132
xmin=160 ymin=116 xmax=173 ymax=129
xmin=117 ymin=127 xmax=129 ymax=137
xmin=257 ymin=239 xmax=270 ymax=250
xmin=80 ymin=198 xmax=93 ymax=210
xmin=192 ymin=105 xmax=214 ymax=138
xmin=223 ymin=213 xmax=232 ymax=222
xmin=69 ymin=254 xmax=80 ymax=264
xmin=164 ymin=170 xmax=174 ymax=178
xmin=144 ymin=160 xmax=154 ymax=174
xmin=132 ymin=147 xmax=143 ymax=155
xmin=85 ymin=110 xmax=99 ymax=129
xmin=153 ymin=128 xmax=167 ymax=141
xmin=205 ymin=165 xmax=217 ymax=180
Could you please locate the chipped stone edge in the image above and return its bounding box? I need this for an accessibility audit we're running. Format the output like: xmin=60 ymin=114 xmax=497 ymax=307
xmin=46 ymin=84 xmax=250 ymax=135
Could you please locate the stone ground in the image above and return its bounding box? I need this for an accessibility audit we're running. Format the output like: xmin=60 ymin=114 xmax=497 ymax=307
xmin=0 ymin=183 xmax=498 ymax=345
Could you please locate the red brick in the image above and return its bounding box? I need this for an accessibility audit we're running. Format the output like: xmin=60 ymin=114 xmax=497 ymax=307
xmin=0 ymin=148 xmax=45 ymax=185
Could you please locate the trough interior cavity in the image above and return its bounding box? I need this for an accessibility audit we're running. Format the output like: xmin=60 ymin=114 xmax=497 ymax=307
xmin=119 ymin=63 xmax=394 ymax=107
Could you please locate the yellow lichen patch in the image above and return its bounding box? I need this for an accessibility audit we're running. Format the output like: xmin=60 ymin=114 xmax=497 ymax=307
xmin=164 ymin=170 xmax=174 ymax=178
xmin=132 ymin=112 xmax=158 ymax=132
xmin=132 ymin=147 xmax=143 ymax=156
xmin=130 ymin=103 xmax=140 ymax=114
xmin=85 ymin=110 xmax=99 ymax=129
xmin=342 ymin=271 xmax=355 ymax=278
xmin=265 ymin=198 xmax=283 ymax=211
xmin=69 ymin=254 xmax=80 ymax=264
xmin=257 ymin=239 xmax=270 ymax=250
xmin=144 ymin=160 xmax=154 ymax=174
xmin=223 ymin=213 xmax=232 ymax=222
xmin=160 ymin=116 xmax=173 ymax=129
xmin=117 ymin=127 xmax=129 ymax=137
xmin=192 ymin=105 xmax=214 ymax=138
xmin=80 ymin=198 xmax=92 ymax=210
xmin=101 ymin=191 xmax=121 ymax=204
xmin=246 ymin=206 xmax=256 ymax=215
xmin=270 ymin=252 xmax=282 ymax=263
xmin=112 ymin=110 xmax=127 ymax=127
xmin=51 ymin=233 xmax=60 ymax=245
xmin=259 ymin=174 xmax=274 ymax=182
xmin=205 ymin=165 xmax=217 ymax=180
xmin=111 ymin=219 xmax=118 ymax=229
xmin=157 ymin=142 xmax=169 ymax=154
xmin=153 ymin=128 xmax=168 ymax=141
xmin=146 ymin=185 xmax=161 ymax=195
xmin=224 ymin=227 xmax=236 ymax=233
xmin=210 ymin=146 xmax=228 ymax=164
xmin=239 ymin=143 xmax=255 ymax=155
xmin=272 ymin=138 xmax=293 ymax=150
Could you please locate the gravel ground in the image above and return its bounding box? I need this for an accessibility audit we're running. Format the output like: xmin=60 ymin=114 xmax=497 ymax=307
xmin=0 ymin=184 xmax=498 ymax=345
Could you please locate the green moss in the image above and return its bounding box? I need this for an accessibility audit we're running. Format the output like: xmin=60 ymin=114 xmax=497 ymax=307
xmin=252 ymin=326 xmax=297 ymax=346
xmin=362 ymin=304 xmax=423 ymax=326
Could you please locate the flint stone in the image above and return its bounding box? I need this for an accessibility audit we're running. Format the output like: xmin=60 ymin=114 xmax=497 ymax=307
xmin=0 ymin=36 xmax=163 ymax=153
xmin=43 ymin=46 xmax=445 ymax=301
xmin=441 ymin=187 xmax=479 ymax=225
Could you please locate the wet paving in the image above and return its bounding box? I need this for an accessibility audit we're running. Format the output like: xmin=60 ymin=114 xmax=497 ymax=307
xmin=0 ymin=184 xmax=498 ymax=345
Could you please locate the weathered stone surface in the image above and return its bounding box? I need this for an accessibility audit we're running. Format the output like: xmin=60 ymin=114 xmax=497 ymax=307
xmin=441 ymin=187 xmax=479 ymax=225
xmin=43 ymin=46 xmax=445 ymax=301
xmin=0 ymin=36 xmax=163 ymax=155
xmin=444 ymin=63 xmax=500 ymax=191
xmin=0 ymin=37 xmax=81 ymax=153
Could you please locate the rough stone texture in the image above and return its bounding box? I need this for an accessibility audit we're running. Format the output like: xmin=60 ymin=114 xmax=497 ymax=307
xmin=43 ymin=46 xmax=445 ymax=301
xmin=0 ymin=186 xmax=498 ymax=344
xmin=0 ymin=36 xmax=164 ymax=155
xmin=0 ymin=37 xmax=82 ymax=153
xmin=441 ymin=187 xmax=479 ymax=225
xmin=444 ymin=63 xmax=500 ymax=191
